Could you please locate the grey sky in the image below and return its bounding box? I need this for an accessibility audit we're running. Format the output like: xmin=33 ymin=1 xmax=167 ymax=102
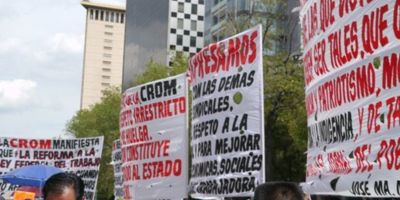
xmin=0 ymin=0 xmax=124 ymax=138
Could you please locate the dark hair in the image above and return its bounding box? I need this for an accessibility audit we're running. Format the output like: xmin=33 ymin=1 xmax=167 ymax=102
xmin=254 ymin=182 xmax=304 ymax=200
xmin=42 ymin=173 xmax=85 ymax=200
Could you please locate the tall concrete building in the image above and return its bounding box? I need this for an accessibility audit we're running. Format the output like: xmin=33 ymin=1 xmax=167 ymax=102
xmin=122 ymin=0 xmax=205 ymax=90
xmin=80 ymin=1 xmax=125 ymax=109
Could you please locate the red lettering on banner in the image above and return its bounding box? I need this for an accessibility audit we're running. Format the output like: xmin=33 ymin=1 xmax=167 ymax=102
xmin=10 ymin=139 xmax=52 ymax=149
xmin=303 ymin=48 xmax=314 ymax=86
xmin=320 ymin=0 xmax=335 ymax=32
xmin=328 ymin=21 xmax=358 ymax=69
xmin=386 ymin=96 xmax=400 ymax=130
xmin=188 ymin=30 xmax=258 ymax=81
xmin=305 ymin=92 xmax=316 ymax=117
xmin=377 ymin=137 xmax=400 ymax=170
xmin=314 ymin=39 xmax=329 ymax=76
xmin=338 ymin=0 xmax=374 ymax=18
xmin=382 ymin=53 xmax=400 ymax=90
xmin=133 ymin=97 xmax=186 ymax=123
xmin=122 ymin=140 xmax=171 ymax=162
xmin=302 ymin=2 xmax=318 ymax=46
xmin=367 ymin=101 xmax=382 ymax=134
xmin=394 ymin=0 xmax=400 ymax=39
xmin=122 ymin=91 xmax=140 ymax=107
xmin=318 ymin=63 xmax=375 ymax=112
xmin=328 ymin=151 xmax=352 ymax=174
xmin=120 ymin=125 xmax=150 ymax=145
xmin=354 ymin=144 xmax=373 ymax=173
xmin=123 ymin=185 xmax=132 ymax=199
xmin=358 ymin=107 xmax=364 ymax=137
xmin=142 ymin=159 xmax=182 ymax=180
xmin=361 ymin=4 xmax=389 ymax=55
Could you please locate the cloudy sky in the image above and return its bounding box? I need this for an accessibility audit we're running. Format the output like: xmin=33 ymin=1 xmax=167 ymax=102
xmin=0 ymin=0 xmax=124 ymax=139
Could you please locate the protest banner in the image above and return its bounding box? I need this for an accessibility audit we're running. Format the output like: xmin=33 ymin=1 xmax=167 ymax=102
xmin=112 ymin=139 xmax=124 ymax=200
xmin=119 ymin=74 xmax=189 ymax=200
xmin=300 ymin=0 xmax=400 ymax=197
xmin=0 ymin=136 xmax=103 ymax=200
xmin=188 ymin=25 xmax=265 ymax=198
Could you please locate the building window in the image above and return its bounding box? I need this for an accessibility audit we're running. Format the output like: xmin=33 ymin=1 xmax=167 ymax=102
xmin=102 ymin=75 xmax=111 ymax=79
xmin=183 ymin=46 xmax=189 ymax=51
xmin=104 ymin=32 xmax=113 ymax=36
xmin=212 ymin=16 xmax=218 ymax=25
xmin=90 ymin=9 xmax=93 ymax=20
xmin=177 ymin=35 xmax=183 ymax=45
xmin=121 ymin=14 xmax=124 ymax=23
xmin=199 ymin=0 xmax=204 ymax=5
xmin=178 ymin=2 xmax=184 ymax=12
xmin=95 ymin=10 xmax=99 ymax=20
xmin=190 ymin=37 xmax=196 ymax=47
xmin=111 ymin=12 xmax=115 ymax=22
xmin=102 ymin=68 xmax=111 ymax=72
xmin=105 ymin=25 xmax=113 ymax=28
xmin=191 ymin=20 xmax=197 ymax=31
xmin=170 ymin=45 xmax=176 ymax=50
xmin=103 ymin=53 xmax=112 ymax=58
xmin=105 ymin=11 xmax=109 ymax=21
xmin=197 ymin=32 xmax=203 ymax=37
xmin=184 ymin=14 xmax=190 ymax=19
xmin=171 ymin=12 xmax=177 ymax=17
xmin=184 ymin=30 xmax=189 ymax=35
xmin=198 ymin=15 xmax=204 ymax=21
xmin=104 ymin=39 xmax=113 ymax=43
xmin=100 ymin=10 xmax=104 ymax=21
xmin=103 ymin=60 xmax=112 ymax=65
xmin=191 ymin=4 xmax=197 ymax=14
xmin=104 ymin=46 xmax=112 ymax=50
xmin=170 ymin=28 xmax=176 ymax=34
xmin=102 ymin=82 xmax=110 ymax=86
xmin=178 ymin=18 xmax=183 ymax=29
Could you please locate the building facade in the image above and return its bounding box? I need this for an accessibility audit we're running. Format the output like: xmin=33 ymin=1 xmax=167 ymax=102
xmin=204 ymin=0 xmax=300 ymax=54
xmin=122 ymin=0 xmax=205 ymax=91
xmin=80 ymin=1 xmax=125 ymax=109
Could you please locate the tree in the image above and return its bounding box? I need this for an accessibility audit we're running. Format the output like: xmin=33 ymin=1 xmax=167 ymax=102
xmin=223 ymin=0 xmax=307 ymax=181
xmin=66 ymin=55 xmax=188 ymax=199
xmin=66 ymin=87 xmax=121 ymax=199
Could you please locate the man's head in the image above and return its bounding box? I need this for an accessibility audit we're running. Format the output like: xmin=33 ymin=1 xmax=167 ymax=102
xmin=42 ymin=173 xmax=85 ymax=200
xmin=254 ymin=182 xmax=304 ymax=200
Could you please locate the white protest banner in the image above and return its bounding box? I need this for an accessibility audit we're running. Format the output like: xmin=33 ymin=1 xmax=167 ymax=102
xmin=112 ymin=139 xmax=124 ymax=200
xmin=0 ymin=136 xmax=103 ymax=200
xmin=188 ymin=25 xmax=264 ymax=198
xmin=300 ymin=0 xmax=400 ymax=197
xmin=119 ymin=73 xmax=189 ymax=200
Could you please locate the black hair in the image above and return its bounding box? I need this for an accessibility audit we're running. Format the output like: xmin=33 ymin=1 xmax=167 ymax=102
xmin=42 ymin=172 xmax=85 ymax=200
xmin=254 ymin=182 xmax=304 ymax=200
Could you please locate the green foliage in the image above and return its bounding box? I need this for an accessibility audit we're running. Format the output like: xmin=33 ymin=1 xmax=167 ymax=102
xmin=66 ymin=87 xmax=121 ymax=199
xmin=224 ymin=0 xmax=307 ymax=181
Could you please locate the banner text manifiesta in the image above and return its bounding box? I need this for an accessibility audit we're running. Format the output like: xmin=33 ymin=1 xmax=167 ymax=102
xmin=0 ymin=137 xmax=103 ymax=200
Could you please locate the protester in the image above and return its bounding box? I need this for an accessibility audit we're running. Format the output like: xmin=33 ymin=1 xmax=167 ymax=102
xmin=42 ymin=173 xmax=84 ymax=200
xmin=254 ymin=182 xmax=304 ymax=200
